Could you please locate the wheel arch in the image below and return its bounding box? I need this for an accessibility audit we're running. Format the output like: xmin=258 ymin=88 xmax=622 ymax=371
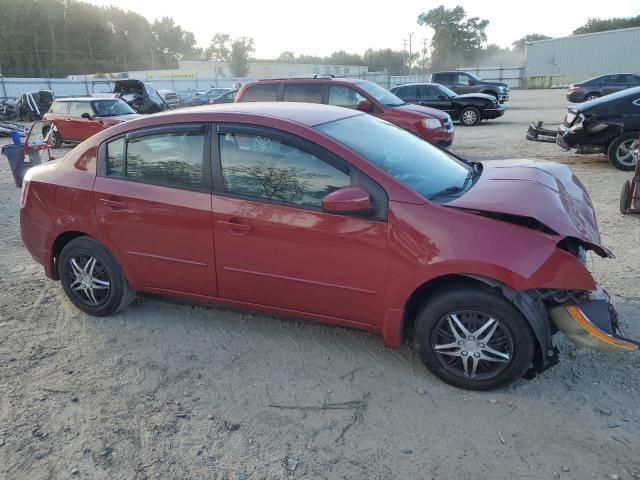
xmin=48 ymin=231 xmax=136 ymax=289
xmin=397 ymin=273 xmax=551 ymax=370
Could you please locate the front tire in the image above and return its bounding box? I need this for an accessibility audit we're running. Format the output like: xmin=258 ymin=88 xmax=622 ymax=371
xmin=415 ymin=284 xmax=536 ymax=390
xmin=43 ymin=127 xmax=63 ymax=148
xmin=460 ymin=106 xmax=481 ymax=126
xmin=584 ymin=93 xmax=600 ymax=101
xmin=607 ymin=133 xmax=639 ymax=171
xmin=58 ymin=237 xmax=135 ymax=316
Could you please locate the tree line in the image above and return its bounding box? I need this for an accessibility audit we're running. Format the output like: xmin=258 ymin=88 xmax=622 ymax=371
xmin=0 ymin=0 xmax=636 ymax=78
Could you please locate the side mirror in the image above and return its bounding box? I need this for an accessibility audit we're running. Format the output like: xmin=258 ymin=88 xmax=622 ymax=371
xmin=81 ymin=112 xmax=93 ymax=120
xmin=356 ymin=99 xmax=373 ymax=112
xmin=321 ymin=186 xmax=375 ymax=216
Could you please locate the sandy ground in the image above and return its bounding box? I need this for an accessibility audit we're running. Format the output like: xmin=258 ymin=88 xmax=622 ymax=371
xmin=0 ymin=89 xmax=639 ymax=480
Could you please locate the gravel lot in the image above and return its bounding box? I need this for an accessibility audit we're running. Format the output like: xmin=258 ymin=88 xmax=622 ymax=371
xmin=0 ymin=89 xmax=639 ymax=480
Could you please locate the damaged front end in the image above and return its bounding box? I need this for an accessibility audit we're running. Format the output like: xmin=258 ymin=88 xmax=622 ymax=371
xmin=546 ymin=288 xmax=639 ymax=352
xmin=527 ymin=111 xmax=624 ymax=154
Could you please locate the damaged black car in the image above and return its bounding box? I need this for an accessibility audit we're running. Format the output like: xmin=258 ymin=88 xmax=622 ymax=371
xmin=528 ymin=86 xmax=640 ymax=171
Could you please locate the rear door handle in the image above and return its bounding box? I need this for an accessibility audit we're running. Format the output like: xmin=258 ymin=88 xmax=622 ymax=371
xmin=100 ymin=198 xmax=128 ymax=210
xmin=217 ymin=220 xmax=252 ymax=234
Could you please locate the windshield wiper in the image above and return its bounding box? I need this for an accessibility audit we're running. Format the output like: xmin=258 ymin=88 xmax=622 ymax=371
xmin=428 ymin=168 xmax=477 ymax=201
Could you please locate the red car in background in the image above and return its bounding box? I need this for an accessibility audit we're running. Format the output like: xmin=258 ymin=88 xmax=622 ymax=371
xmin=235 ymin=77 xmax=455 ymax=148
xmin=42 ymin=97 xmax=140 ymax=148
xmin=20 ymin=103 xmax=638 ymax=390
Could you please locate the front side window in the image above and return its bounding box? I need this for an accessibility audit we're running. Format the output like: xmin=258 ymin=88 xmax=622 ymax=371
xmin=283 ymin=84 xmax=323 ymax=103
xmin=240 ymin=84 xmax=279 ymax=102
xmin=419 ymin=85 xmax=442 ymax=100
xmin=316 ymin=114 xmax=471 ymax=201
xmin=625 ymin=75 xmax=640 ymax=86
xmin=106 ymin=129 xmax=205 ymax=189
xmin=328 ymin=86 xmax=366 ymax=109
xmin=456 ymin=74 xmax=471 ymax=86
xmin=48 ymin=102 xmax=68 ymax=114
xmin=219 ymin=132 xmax=350 ymax=207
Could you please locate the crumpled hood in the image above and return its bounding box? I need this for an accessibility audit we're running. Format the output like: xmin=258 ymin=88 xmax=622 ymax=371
xmin=447 ymin=160 xmax=611 ymax=257
xmin=393 ymin=103 xmax=449 ymax=121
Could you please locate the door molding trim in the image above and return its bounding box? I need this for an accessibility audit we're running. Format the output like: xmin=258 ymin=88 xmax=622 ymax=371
xmin=223 ymin=266 xmax=377 ymax=295
xmin=128 ymin=250 xmax=208 ymax=267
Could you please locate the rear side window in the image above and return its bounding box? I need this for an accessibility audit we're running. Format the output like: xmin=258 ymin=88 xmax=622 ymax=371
xmin=69 ymin=102 xmax=92 ymax=116
xmin=105 ymin=128 xmax=206 ymax=189
xmin=282 ymin=84 xmax=323 ymax=103
xmin=327 ymin=86 xmax=366 ymax=109
xmin=395 ymin=86 xmax=417 ymax=101
xmin=434 ymin=73 xmax=454 ymax=84
xmin=240 ymin=84 xmax=279 ymax=102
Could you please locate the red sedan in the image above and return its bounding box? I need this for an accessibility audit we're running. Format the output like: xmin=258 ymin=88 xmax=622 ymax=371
xmin=42 ymin=97 xmax=140 ymax=148
xmin=19 ymin=103 xmax=638 ymax=390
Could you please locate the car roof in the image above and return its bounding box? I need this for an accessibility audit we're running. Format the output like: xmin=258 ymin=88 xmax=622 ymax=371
xmin=151 ymin=102 xmax=362 ymax=127
xmin=247 ymin=77 xmax=366 ymax=86
xmin=392 ymin=82 xmax=440 ymax=87
xmin=54 ymin=97 xmax=116 ymax=102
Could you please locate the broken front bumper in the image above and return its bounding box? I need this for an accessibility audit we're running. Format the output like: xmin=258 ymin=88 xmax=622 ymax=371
xmin=549 ymin=289 xmax=639 ymax=352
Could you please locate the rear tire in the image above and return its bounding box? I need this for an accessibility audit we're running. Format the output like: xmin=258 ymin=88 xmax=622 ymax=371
xmin=607 ymin=132 xmax=639 ymax=171
xmin=460 ymin=106 xmax=481 ymax=126
xmin=415 ymin=284 xmax=536 ymax=390
xmin=620 ymin=180 xmax=631 ymax=215
xmin=58 ymin=237 xmax=135 ymax=316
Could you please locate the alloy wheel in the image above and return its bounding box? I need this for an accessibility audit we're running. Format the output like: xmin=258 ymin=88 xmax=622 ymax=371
xmin=461 ymin=109 xmax=478 ymax=125
xmin=431 ymin=310 xmax=513 ymax=380
xmin=616 ymin=139 xmax=640 ymax=168
xmin=66 ymin=253 xmax=111 ymax=307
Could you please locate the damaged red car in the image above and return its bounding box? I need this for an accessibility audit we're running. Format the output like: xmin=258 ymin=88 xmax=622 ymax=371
xmin=19 ymin=103 xmax=638 ymax=390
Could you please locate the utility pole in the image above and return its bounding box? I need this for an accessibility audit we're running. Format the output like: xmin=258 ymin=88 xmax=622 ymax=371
xmin=150 ymin=47 xmax=155 ymax=71
xmin=421 ymin=38 xmax=428 ymax=72
xmin=408 ymin=32 xmax=414 ymax=75
xmin=401 ymin=39 xmax=408 ymax=75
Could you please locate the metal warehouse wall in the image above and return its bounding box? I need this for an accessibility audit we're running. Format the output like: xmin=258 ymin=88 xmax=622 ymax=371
xmin=524 ymin=27 xmax=640 ymax=88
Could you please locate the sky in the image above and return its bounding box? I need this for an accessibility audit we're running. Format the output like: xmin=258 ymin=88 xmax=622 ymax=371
xmin=86 ymin=0 xmax=639 ymax=58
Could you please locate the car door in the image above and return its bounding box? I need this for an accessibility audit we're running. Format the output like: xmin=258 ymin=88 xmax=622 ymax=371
xmin=93 ymin=124 xmax=217 ymax=297
xmin=211 ymin=125 xmax=388 ymax=326
xmin=601 ymin=75 xmax=627 ymax=96
xmin=67 ymin=101 xmax=101 ymax=141
xmin=327 ymin=85 xmax=367 ymax=110
xmin=417 ymin=85 xmax=453 ymax=114
xmin=454 ymin=73 xmax=475 ymax=94
xmin=394 ymin=85 xmax=418 ymax=104
xmin=46 ymin=102 xmax=72 ymax=138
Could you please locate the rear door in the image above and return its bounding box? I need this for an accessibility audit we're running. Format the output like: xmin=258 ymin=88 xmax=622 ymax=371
xmin=210 ymin=125 xmax=388 ymax=326
xmin=601 ymin=75 xmax=627 ymax=96
xmin=93 ymin=124 xmax=217 ymax=296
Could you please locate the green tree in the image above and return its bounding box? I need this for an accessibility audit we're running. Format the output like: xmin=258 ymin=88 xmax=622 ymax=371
xmin=205 ymin=33 xmax=232 ymax=61
xmin=362 ymin=49 xmax=409 ymax=75
xmin=278 ymin=51 xmax=295 ymax=62
xmin=326 ymin=50 xmax=363 ymax=65
xmin=417 ymin=5 xmax=489 ymax=70
xmin=573 ymin=15 xmax=640 ymax=34
xmin=228 ymin=37 xmax=255 ymax=77
xmin=511 ymin=34 xmax=551 ymax=51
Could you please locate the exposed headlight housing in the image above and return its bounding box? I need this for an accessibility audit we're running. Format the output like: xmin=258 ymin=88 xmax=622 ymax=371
xmin=421 ymin=118 xmax=442 ymax=129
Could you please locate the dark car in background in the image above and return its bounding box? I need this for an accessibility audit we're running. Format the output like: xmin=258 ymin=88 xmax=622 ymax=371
xmin=391 ymin=83 xmax=504 ymax=126
xmin=210 ymin=89 xmax=237 ymax=104
xmin=557 ymin=86 xmax=640 ymax=170
xmin=236 ymin=77 xmax=454 ymax=147
xmin=113 ymin=79 xmax=170 ymax=114
xmin=566 ymin=73 xmax=640 ymax=103
xmin=42 ymin=97 xmax=140 ymax=148
xmin=431 ymin=71 xmax=509 ymax=103
xmin=192 ymin=88 xmax=234 ymax=106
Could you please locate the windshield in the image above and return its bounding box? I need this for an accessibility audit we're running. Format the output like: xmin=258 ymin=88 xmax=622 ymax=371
xmin=356 ymin=81 xmax=405 ymax=107
xmin=91 ymin=99 xmax=135 ymax=116
xmin=437 ymin=84 xmax=458 ymax=98
xmin=316 ymin=114 xmax=472 ymax=201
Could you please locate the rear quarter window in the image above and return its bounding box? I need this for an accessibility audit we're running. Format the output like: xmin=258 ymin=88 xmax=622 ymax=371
xmin=240 ymin=84 xmax=280 ymax=102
